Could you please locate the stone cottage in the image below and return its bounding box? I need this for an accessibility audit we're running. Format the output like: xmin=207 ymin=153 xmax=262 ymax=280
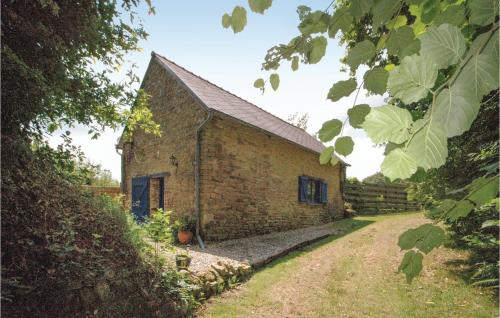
xmin=117 ymin=52 xmax=346 ymax=242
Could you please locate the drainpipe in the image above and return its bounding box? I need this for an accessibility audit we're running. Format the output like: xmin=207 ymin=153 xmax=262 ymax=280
xmin=194 ymin=110 xmax=212 ymax=249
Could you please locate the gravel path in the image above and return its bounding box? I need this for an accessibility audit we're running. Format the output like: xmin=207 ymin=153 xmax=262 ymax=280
xmin=173 ymin=222 xmax=343 ymax=275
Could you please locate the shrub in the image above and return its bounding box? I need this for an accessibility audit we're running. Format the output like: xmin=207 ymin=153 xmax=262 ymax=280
xmin=143 ymin=209 xmax=174 ymax=245
xmin=1 ymin=137 xmax=186 ymax=317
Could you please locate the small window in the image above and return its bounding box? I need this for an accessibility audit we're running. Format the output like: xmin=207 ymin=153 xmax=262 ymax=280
xmin=299 ymin=176 xmax=328 ymax=204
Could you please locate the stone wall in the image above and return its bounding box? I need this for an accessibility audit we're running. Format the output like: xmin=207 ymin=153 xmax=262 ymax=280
xmin=199 ymin=114 xmax=344 ymax=241
xmin=121 ymin=58 xmax=206 ymax=219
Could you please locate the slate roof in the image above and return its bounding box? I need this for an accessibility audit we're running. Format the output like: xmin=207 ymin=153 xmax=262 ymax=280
xmin=153 ymin=52 xmax=340 ymax=160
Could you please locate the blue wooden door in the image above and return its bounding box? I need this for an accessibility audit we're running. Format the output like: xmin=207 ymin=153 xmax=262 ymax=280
xmin=131 ymin=176 xmax=149 ymax=222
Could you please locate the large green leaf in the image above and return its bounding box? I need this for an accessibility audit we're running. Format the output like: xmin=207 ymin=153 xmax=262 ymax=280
xmin=381 ymin=148 xmax=417 ymax=181
xmin=433 ymin=83 xmax=480 ymax=137
xmin=419 ymin=24 xmax=466 ymax=69
xmin=447 ymin=200 xmax=474 ymax=221
xmin=469 ymin=0 xmax=498 ymax=26
xmin=318 ymin=119 xmax=343 ymax=142
xmin=231 ymin=6 xmax=247 ymax=33
xmin=414 ymin=224 xmax=445 ymax=254
xmin=248 ymin=0 xmax=273 ymax=14
xmin=398 ymin=250 xmax=423 ymax=283
xmin=456 ymin=53 xmax=499 ymax=102
xmin=386 ymin=26 xmax=420 ymax=58
xmin=363 ymin=67 xmax=389 ymax=95
xmin=407 ymin=120 xmax=448 ymax=170
xmin=328 ymin=7 xmax=353 ymax=38
xmin=387 ymin=54 xmax=438 ymax=104
xmin=398 ymin=224 xmax=445 ymax=254
xmin=349 ymin=0 xmax=373 ymax=19
xmin=327 ymin=79 xmax=357 ymax=102
xmin=362 ymin=105 xmax=412 ymax=144
xmin=372 ymin=0 xmax=402 ymax=30
xmin=345 ymin=40 xmax=376 ymax=71
xmin=270 ymin=73 xmax=280 ymax=91
xmin=468 ymin=177 xmax=499 ymax=206
xmin=319 ymin=146 xmax=335 ymax=164
xmin=306 ymin=36 xmax=327 ymax=64
xmin=433 ymin=4 xmax=465 ymax=26
xmin=348 ymin=104 xmax=371 ymax=128
xmin=421 ymin=0 xmax=440 ymax=24
xmin=335 ymin=136 xmax=354 ymax=156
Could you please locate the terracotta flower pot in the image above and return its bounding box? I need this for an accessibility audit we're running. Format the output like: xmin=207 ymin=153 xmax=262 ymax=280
xmin=178 ymin=230 xmax=193 ymax=244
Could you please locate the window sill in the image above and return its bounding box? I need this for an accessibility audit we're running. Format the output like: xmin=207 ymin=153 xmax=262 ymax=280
xmin=299 ymin=201 xmax=326 ymax=206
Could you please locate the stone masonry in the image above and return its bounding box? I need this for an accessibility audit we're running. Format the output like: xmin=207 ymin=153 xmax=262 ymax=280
xmin=199 ymin=114 xmax=343 ymax=241
xmin=121 ymin=55 xmax=345 ymax=240
xmin=121 ymin=59 xmax=206 ymax=218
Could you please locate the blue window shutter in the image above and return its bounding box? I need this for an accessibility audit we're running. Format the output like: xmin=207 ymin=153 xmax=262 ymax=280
xmin=321 ymin=182 xmax=328 ymax=203
xmin=131 ymin=176 xmax=150 ymax=223
xmin=298 ymin=176 xmax=309 ymax=202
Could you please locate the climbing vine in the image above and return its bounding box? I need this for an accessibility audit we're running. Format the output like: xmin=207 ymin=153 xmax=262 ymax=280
xmin=221 ymin=0 xmax=499 ymax=283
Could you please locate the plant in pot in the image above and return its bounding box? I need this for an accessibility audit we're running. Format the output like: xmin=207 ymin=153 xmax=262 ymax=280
xmin=172 ymin=215 xmax=195 ymax=244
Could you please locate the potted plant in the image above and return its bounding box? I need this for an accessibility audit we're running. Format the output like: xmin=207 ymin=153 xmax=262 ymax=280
xmin=175 ymin=249 xmax=192 ymax=270
xmin=173 ymin=215 xmax=195 ymax=244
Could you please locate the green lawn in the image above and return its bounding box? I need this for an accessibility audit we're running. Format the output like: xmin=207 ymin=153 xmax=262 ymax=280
xmin=198 ymin=213 xmax=498 ymax=318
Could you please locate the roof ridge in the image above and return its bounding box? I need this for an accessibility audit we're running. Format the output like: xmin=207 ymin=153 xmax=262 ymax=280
xmin=152 ymin=52 xmax=317 ymax=139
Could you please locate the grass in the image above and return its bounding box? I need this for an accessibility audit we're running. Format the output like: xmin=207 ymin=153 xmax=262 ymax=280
xmin=198 ymin=213 xmax=498 ymax=318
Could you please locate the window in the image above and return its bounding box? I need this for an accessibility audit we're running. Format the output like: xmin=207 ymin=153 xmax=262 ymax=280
xmin=298 ymin=176 xmax=328 ymax=204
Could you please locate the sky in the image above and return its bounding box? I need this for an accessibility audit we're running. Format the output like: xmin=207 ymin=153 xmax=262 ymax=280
xmin=48 ymin=0 xmax=386 ymax=181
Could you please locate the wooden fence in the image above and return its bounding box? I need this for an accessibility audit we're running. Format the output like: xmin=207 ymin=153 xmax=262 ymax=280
xmin=344 ymin=182 xmax=420 ymax=214
xmin=83 ymin=186 xmax=121 ymax=197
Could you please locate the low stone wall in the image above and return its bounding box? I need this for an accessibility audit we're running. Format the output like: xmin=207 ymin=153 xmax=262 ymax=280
xmin=188 ymin=261 xmax=253 ymax=300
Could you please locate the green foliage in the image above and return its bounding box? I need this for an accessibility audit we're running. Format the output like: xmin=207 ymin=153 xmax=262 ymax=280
xmin=468 ymin=0 xmax=498 ymax=26
xmin=222 ymin=13 xmax=232 ymax=28
xmin=327 ymin=79 xmax=357 ymax=102
xmin=319 ymin=146 xmax=335 ymax=164
xmin=347 ymin=104 xmax=371 ymax=128
xmin=318 ymin=119 xmax=343 ymax=142
xmin=387 ymin=54 xmax=437 ymax=104
xmin=2 ymin=0 xmax=159 ymax=140
xmin=381 ymin=148 xmax=417 ymax=181
xmin=248 ymin=0 xmax=273 ymax=14
xmin=143 ymin=209 xmax=174 ymax=244
xmin=328 ymin=7 xmax=353 ymax=38
xmin=291 ymin=56 xmax=299 ymax=71
xmin=371 ymin=0 xmax=402 ymax=30
xmin=385 ymin=26 xmax=420 ymax=58
xmin=406 ymin=120 xmax=448 ymax=170
xmin=419 ymin=24 xmax=466 ymax=69
xmin=334 ymin=136 xmax=354 ymax=156
xmin=362 ymin=105 xmax=412 ymax=144
xmin=349 ymin=0 xmax=373 ymax=19
xmin=363 ymin=68 xmax=389 ymax=95
xmin=1 ymin=138 xmax=183 ymax=317
xmin=171 ymin=215 xmax=196 ymax=242
xmin=345 ymin=40 xmax=376 ymax=71
xmin=434 ymin=84 xmax=480 ymax=137
xmin=398 ymin=250 xmax=423 ymax=283
xmin=270 ymin=73 xmax=280 ymax=91
xmin=222 ymin=0 xmax=499 ymax=285
xmin=306 ymin=36 xmax=328 ymax=64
